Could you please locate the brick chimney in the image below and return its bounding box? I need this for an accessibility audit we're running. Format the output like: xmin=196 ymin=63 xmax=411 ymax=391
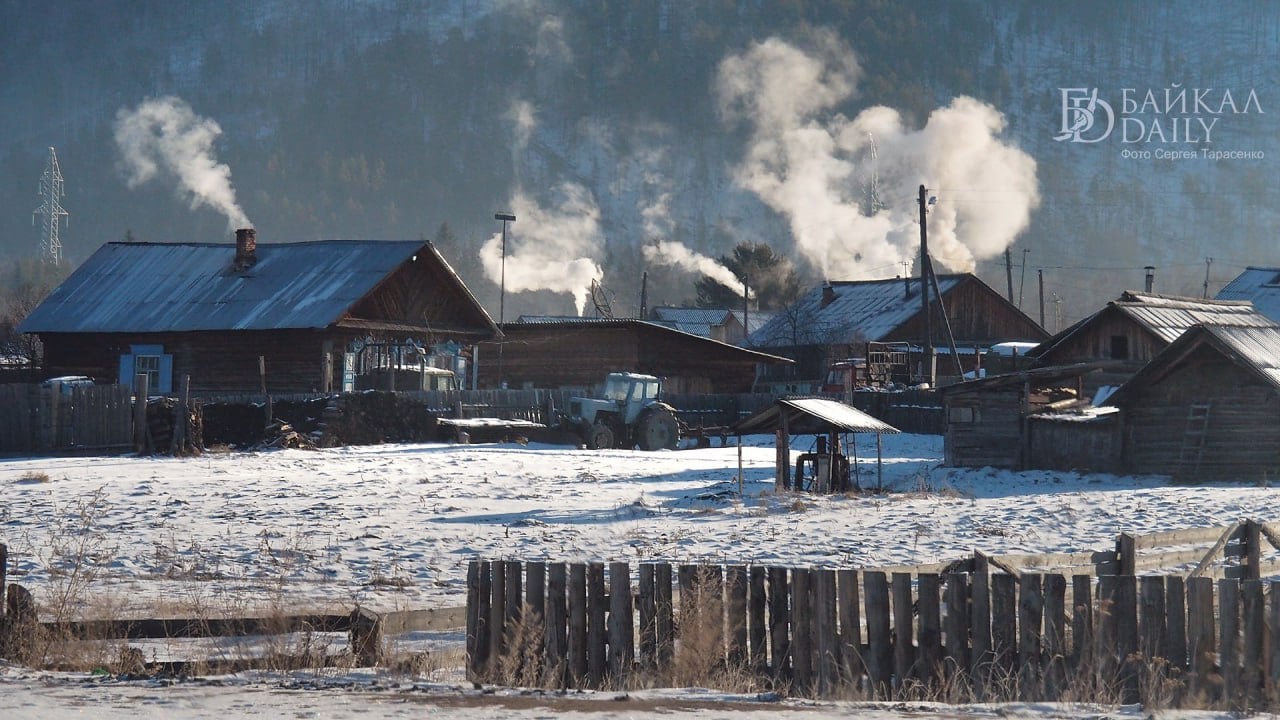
xmin=234 ymin=228 xmax=257 ymax=270
xmin=821 ymin=282 xmax=837 ymax=308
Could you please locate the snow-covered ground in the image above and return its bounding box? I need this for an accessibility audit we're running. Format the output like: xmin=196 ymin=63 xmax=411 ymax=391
xmin=1 ymin=433 xmax=1276 ymax=718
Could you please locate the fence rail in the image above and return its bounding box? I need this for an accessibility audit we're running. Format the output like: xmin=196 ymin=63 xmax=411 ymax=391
xmin=468 ymin=558 xmax=1279 ymax=705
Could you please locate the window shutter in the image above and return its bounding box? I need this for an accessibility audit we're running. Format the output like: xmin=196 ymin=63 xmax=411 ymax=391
xmin=159 ymin=355 xmax=174 ymax=394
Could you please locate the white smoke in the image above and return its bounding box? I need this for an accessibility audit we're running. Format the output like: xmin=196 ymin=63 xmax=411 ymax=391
xmin=113 ymin=96 xmax=250 ymax=230
xmin=643 ymin=241 xmax=751 ymax=298
xmin=717 ymin=32 xmax=1038 ymax=277
xmin=479 ymin=183 xmax=604 ymax=316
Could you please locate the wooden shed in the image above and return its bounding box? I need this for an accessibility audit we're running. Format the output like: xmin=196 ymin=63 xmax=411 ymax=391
xmin=19 ymin=231 xmax=498 ymax=395
xmin=1105 ymin=324 xmax=1280 ymax=481
xmin=941 ymin=363 xmax=1112 ymax=470
xmin=475 ymin=318 xmax=791 ymax=393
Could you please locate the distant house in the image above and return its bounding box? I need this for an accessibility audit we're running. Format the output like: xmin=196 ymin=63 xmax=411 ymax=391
xmin=747 ymin=273 xmax=1047 ymax=392
xmin=1029 ymin=291 xmax=1273 ymax=393
xmin=18 ymin=231 xmax=498 ymax=395
xmin=645 ymin=307 xmax=775 ymax=346
xmin=1215 ymin=266 xmax=1280 ymax=322
xmin=477 ymin=317 xmax=791 ymax=393
xmin=1105 ymin=324 xmax=1280 ymax=481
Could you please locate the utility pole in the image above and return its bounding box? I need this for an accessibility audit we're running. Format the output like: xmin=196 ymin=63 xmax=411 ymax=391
xmin=742 ymin=273 xmax=749 ymax=347
xmin=494 ymin=211 xmax=515 ymax=388
xmin=918 ymin=185 xmax=934 ymax=387
xmin=1018 ymin=248 xmax=1030 ymax=309
xmin=1004 ymin=248 xmax=1014 ymax=302
xmin=33 ymin=147 xmax=69 ymax=265
xmin=1038 ymin=269 xmax=1045 ymax=329
xmin=638 ymin=271 xmax=648 ymax=320
xmin=1202 ymin=257 xmax=1213 ymax=298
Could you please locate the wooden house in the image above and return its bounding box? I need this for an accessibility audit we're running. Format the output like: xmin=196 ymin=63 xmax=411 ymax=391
xmin=1028 ymin=291 xmax=1272 ymax=394
xmin=646 ymin=307 xmax=775 ymax=346
xmin=941 ymin=363 xmax=1116 ymax=470
xmin=18 ymin=230 xmax=498 ymax=395
xmin=1105 ymin=324 xmax=1280 ymax=481
xmin=475 ymin=318 xmax=791 ymax=393
xmin=747 ymin=273 xmax=1047 ymax=392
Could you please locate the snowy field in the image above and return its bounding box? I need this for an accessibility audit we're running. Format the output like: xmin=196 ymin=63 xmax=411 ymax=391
xmin=2 ymin=433 xmax=1278 ymax=718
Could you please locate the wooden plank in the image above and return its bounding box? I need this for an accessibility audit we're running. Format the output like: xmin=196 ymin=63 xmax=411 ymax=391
xmin=1132 ymin=525 xmax=1235 ymax=551
xmin=489 ymin=560 xmax=506 ymax=673
xmin=546 ymin=563 xmax=568 ymax=686
xmin=1165 ymin=576 xmax=1187 ymax=671
xmin=1186 ymin=576 xmax=1215 ymax=699
xmin=791 ymin=567 xmax=813 ymax=694
xmin=1114 ymin=575 xmax=1138 ymax=703
xmin=891 ymin=572 xmax=915 ymax=690
xmin=1138 ymin=575 xmax=1166 ymax=663
xmin=586 ymin=562 xmax=607 ymax=687
xmin=971 ymin=556 xmax=992 ymax=700
xmin=749 ymin=566 xmax=768 ymax=672
xmin=1242 ymin=579 xmax=1264 ymax=704
xmin=864 ymin=570 xmax=892 ymax=696
xmin=1071 ymin=575 xmax=1093 ymax=672
xmin=1190 ymin=522 xmax=1243 ymax=578
xmin=1219 ymin=579 xmax=1240 ymax=702
xmin=656 ymin=563 xmax=674 ymax=675
xmin=917 ymin=573 xmax=943 ymax=686
xmin=608 ymin=561 xmax=633 ymax=682
xmin=837 ymin=569 xmax=863 ymax=687
xmin=1018 ymin=573 xmax=1043 ymax=699
xmin=466 ymin=560 xmax=482 ymax=680
xmin=1270 ymin=580 xmax=1280 ymax=699
xmin=768 ymin=566 xmax=790 ymax=681
xmin=726 ymin=565 xmax=748 ymax=668
xmin=526 ymin=562 xmax=546 ymax=681
xmin=568 ymin=563 xmax=587 ymax=685
xmin=943 ymin=573 xmax=968 ymax=688
xmin=990 ymin=572 xmax=1017 ymax=686
xmin=1042 ymin=574 xmax=1066 ymax=700
xmin=813 ymin=568 xmax=838 ymax=696
xmin=637 ymin=564 xmax=656 ymax=671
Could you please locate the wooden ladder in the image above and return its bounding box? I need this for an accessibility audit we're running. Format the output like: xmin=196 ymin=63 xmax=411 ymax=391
xmin=1176 ymin=403 xmax=1212 ymax=479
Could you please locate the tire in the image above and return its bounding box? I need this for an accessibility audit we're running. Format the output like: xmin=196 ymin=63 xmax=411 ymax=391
xmin=637 ymin=409 xmax=679 ymax=451
xmin=587 ymin=423 xmax=614 ymax=450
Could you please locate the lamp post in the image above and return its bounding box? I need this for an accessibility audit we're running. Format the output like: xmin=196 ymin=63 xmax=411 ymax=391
xmin=494 ymin=211 xmax=515 ymax=388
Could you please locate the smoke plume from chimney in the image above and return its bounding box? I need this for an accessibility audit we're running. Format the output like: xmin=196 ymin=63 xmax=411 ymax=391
xmin=114 ymin=96 xmax=251 ymax=231
xmin=716 ymin=32 xmax=1039 ymax=279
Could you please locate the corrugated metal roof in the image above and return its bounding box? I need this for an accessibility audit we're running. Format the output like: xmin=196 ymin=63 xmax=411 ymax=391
xmin=748 ymin=276 xmax=963 ymax=347
xmin=20 ymin=240 xmax=427 ymax=333
xmin=1112 ymin=291 xmax=1269 ymax=343
xmin=733 ymin=396 xmax=900 ymax=435
xmin=649 ymin=307 xmax=734 ymax=325
xmin=499 ymin=318 xmax=794 ymax=364
xmin=1216 ymin=266 xmax=1280 ymax=323
xmin=1201 ymin=324 xmax=1280 ymax=388
xmin=1106 ymin=323 xmax=1280 ymax=405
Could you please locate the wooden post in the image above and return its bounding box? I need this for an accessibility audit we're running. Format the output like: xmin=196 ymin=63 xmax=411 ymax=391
xmin=864 ymin=570 xmax=892 ymax=697
xmin=1244 ymin=520 xmax=1262 ymax=581
xmin=891 ymin=572 xmax=914 ymax=693
xmin=917 ymin=573 xmax=943 ymax=686
xmin=1219 ymin=579 xmax=1240 ymax=704
xmin=749 ymin=566 xmax=768 ymax=672
xmin=546 ymin=563 xmax=568 ymax=687
xmin=350 ymin=606 xmax=382 ymax=666
xmin=726 ymin=565 xmax=748 ymax=668
xmin=943 ymin=573 xmax=969 ymax=687
xmin=608 ymin=562 xmax=633 ymax=682
xmin=1269 ymin=580 xmax=1280 ymax=700
xmin=586 ymin=562 xmax=606 ymax=687
xmin=1242 ymin=579 xmax=1264 ymax=704
xmin=638 ymin=564 xmax=656 ymax=671
xmin=768 ymin=566 xmax=791 ymax=681
xmin=466 ymin=560 xmax=481 ymax=679
xmin=568 ymin=563 xmax=587 ymax=684
xmin=1042 ymin=574 xmax=1066 ymax=700
xmin=489 ymin=560 xmax=506 ymax=669
xmin=837 ymin=569 xmax=863 ymax=687
xmin=990 ymin=573 xmax=1017 ymax=685
xmin=813 ymin=568 xmax=838 ymax=696
xmin=1114 ymin=575 xmax=1138 ymax=703
xmin=133 ymin=373 xmax=150 ymax=454
xmin=1186 ymin=576 xmax=1215 ymax=698
xmin=1018 ymin=573 xmax=1043 ymax=699
xmin=971 ymin=553 xmax=992 ymax=699
xmin=1138 ymin=576 xmax=1166 ymax=667
xmin=1165 ymin=575 xmax=1187 ymax=671
xmin=1117 ymin=532 xmax=1137 ymax=576
xmin=791 ymin=567 xmax=813 ymax=694
xmin=1071 ymin=575 xmax=1093 ymax=672
xmin=656 ymin=563 xmax=674 ymax=674
xmin=776 ymin=427 xmax=790 ymax=490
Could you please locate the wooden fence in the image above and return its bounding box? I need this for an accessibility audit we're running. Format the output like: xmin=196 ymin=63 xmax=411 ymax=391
xmin=0 ymin=384 xmax=133 ymax=454
xmin=468 ymin=558 xmax=1280 ymax=705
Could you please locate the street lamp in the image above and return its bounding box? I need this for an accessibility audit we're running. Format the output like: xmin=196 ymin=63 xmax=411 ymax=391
xmin=494 ymin=211 xmax=515 ymax=388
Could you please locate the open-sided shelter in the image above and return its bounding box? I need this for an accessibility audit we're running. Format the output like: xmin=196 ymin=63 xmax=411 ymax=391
xmin=734 ymin=397 xmax=899 ymax=493
xmin=19 ymin=231 xmax=498 ymax=395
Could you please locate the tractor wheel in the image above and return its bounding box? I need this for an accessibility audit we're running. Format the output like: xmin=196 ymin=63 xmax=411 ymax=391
xmin=637 ymin=408 xmax=679 ymax=451
xmin=587 ymin=423 xmax=615 ymax=450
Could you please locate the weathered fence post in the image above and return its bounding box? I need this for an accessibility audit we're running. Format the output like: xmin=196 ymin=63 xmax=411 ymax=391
xmin=608 ymin=562 xmax=633 ymax=682
xmin=864 ymin=571 xmax=892 ymax=697
xmin=943 ymin=573 xmax=968 ymax=689
xmin=1244 ymin=520 xmax=1262 ymax=581
xmin=1241 ymin=579 xmax=1264 ymax=704
xmin=568 ymin=563 xmax=587 ymax=684
xmin=1269 ymin=580 xmax=1280 ymax=699
xmin=1114 ymin=575 xmax=1138 ymax=703
xmin=1042 ymin=574 xmax=1066 ymax=699
xmin=990 ymin=573 xmax=1018 ymax=689
xmin=917 ymin=573 xmax=943 ymax=687
xmin=546 ymin=563 xmax=567 ymax=687
xmin=586 ymin=562 xmax=606 ymax=687
xmin=489 ymin=560 xmax=506 ymax=672
xmin=813 ymin=568 xmax=838 ymax=696
xmin=638 ymin=563 xmax=656 ymax=671
xmin=1018 ymin=573 xmax=1043 ymax=700
xmin=1219 ymin=579 xmax=1240 ymax=705
xmin=655 ymin=563 xmax=674 ymax=676
xmin=726 ymin=565 xmax=748 ymax=668
xmin=466 ymin=561 xmax=484 ymax=679
xmin=349 ymin=606 xmax=382 ymax=666
xmin=891 ymin=572 xmax=914 ymax=694
xmin=749 ymin=566 xmax=768 ymax=673
xmin=768 ymin=566 xmax=790 ymax=682
xmin=1138 ymin=576 xmax=1166 ymax=672
xmin=791 ymin=567 xmax=813 ymax=694
xmin=1116 ymin=532 xmax=1137 ymax=576
xmin=971 ymin=554 xmax=993 ymax=700
xmin=1070 ymin=575 xmax=1093 ymax=673
xmin=1165 ymin=575 xmax=1187 ymax=670
xmin=1186 ymin=576 xmax=1216 ymax=700
xmin=526 ymin=562 xmax=546 ymax=682
xmin=837 ymin=569 xmax=863 ymax=688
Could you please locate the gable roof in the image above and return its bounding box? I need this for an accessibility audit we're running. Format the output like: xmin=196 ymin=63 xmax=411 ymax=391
xmin=20 ymin=240 xmax=496 ymax=335
xmin=648 ymin=307 xmax=738 ymax=338
xmin=499 ymin=318 xmax=793 ymax=364
xmin=748 ymin=275 xmax=964 ymax=347
xmin=1031 ymin=291 xmax=1271 ymax=360
xmin=1215 ymin=266 xmax=1280 ymax=322
xmin=733 ymin=397 xmax=899 ymax=435
xmin=1105 ymin=323 xmax=1280 ymax=406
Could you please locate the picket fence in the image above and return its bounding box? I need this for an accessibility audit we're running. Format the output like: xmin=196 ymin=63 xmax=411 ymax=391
xmin=468 ymin=558 xmax=1280 ymax=706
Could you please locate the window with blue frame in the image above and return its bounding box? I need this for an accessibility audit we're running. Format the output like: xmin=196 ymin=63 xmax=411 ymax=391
xmin=119 ymin=345 xmax=173 ymax=394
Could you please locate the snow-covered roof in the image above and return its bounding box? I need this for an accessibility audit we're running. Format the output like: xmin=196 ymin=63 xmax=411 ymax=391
xmin=733 ymin=396 xmax=900 ymax=435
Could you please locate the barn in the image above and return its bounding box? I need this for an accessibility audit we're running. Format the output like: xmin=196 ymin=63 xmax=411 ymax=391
xmin=1105 ymin=323 xmax=1280 ymax=482
xmin=747 ymin=273 xmax=1047 ymax=392
xmin=474 ymin=318 xmax=791 ymax=393
xmin=18 ymin=230 xmax=498 ymax=395
xmin=1028 ymin=291 xmax=1272 ymax=394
